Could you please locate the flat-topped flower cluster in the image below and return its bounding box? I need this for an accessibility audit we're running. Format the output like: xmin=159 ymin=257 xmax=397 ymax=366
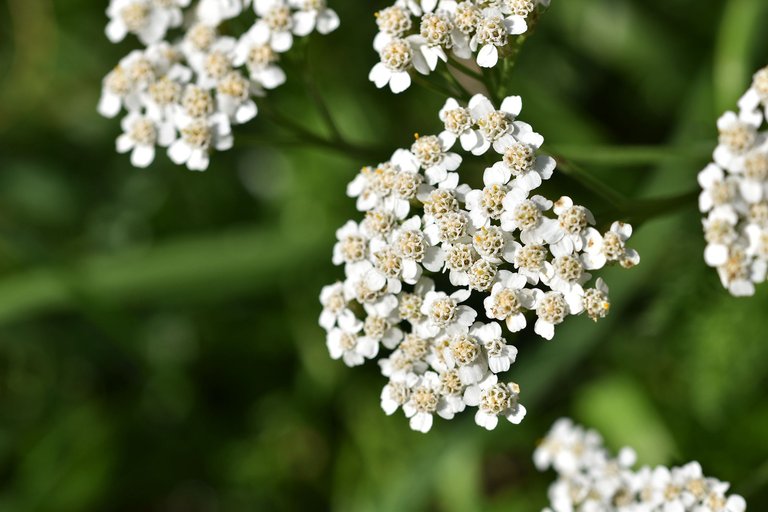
xmin=699 ymin=65 xmax=768 ymax=296
xmin=319 ymin=94 xmax=639 ymax=433
xmin=536 ymin=419 xmax=747 ymax=512
xmin=369 ymin=0 xmax=550 ymax=93
xmin=99 ymin=0 xmax=339 ymax=170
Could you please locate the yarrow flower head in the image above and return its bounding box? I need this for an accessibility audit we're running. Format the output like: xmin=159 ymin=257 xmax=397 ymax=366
xmin=369 ymin=0 xmax=551 ymax=93
xmin=319 ymin=94 xmax=639 ymax=432
xmin=99 ymin=0 xmax=339 ymax=170
xmin=699 ymin=64 xmax=768 ymax=296
xmin=536 ymin=418 xmax=747 ymax=512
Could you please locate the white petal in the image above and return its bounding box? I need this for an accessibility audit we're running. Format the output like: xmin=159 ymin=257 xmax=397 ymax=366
xmin=130 ymin=145 xmax=155 ymax=168
xmin=317 ymin=9 xmax=340 ymax=34
xmin=292 ymin=11 xmax=316 ymax=36
xmin=476 ymin=45 xmax=498 ymax=68
xmin=389 ymin=71 xmax=412 ymax=93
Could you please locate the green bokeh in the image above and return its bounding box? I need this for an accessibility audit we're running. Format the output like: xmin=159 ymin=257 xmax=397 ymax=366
xmin=0 ymin=0 xmax=767 ymax=510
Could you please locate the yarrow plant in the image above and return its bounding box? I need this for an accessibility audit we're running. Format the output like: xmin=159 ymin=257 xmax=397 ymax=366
xmin=99 ymin=0 xmax=339 ymax=170
xmin=369 ymin=0 xmax=550 ymax=93
xmin=699 ymin=65 xmax=768 ymax=296
xmin=535 ymin=419 xmax=747 ymax=512
xmin=318 ymin=93 xmax=639 ymax=433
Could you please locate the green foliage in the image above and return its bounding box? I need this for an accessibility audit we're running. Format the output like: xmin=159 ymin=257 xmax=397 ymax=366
xmin=0 ymin=0 xmax=767 ymax=510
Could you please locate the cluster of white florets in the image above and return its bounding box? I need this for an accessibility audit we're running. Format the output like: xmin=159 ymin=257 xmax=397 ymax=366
xmin=318 ymin=94 xmax=639 ymax=433
xmin=536 ymin=419 xmax=747 ymax=512
xmin=699 ymin=65 xmax=768 ymax=296
xmin=369 ymin=0 xmax=550 ymax=93
xmin=99 ymin=0 xmax=339 ymax=170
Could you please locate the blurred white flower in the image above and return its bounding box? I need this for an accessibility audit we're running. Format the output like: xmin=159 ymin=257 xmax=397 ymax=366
xmin=100 ymin=0 xmax=338 ymax=170
xmin=536 ymin=419 xmax=748 ymax=512
xmin=699 ymin=65 xmax=768 ymax=296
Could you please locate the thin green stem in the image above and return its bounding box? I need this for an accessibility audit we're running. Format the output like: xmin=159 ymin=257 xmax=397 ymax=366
xmin=446 ymin=55 xmax=485 ymax=83
xmin=480 ymin=66 xmax=500 ymax=104
xmin=547 ymin=143 xmax=712 ymax=166
xmin=303 ymin=40 xmax=343 ymax=142
xmin=553 ymin=155 xmax=627 ymax=209
xmin=412 ymin=73 xmax=461 ymax=99
xmin=256 ymin=102 xmax=388 ymax=161
xmin=438 ymin=68 xmax=472 ymax=101
xmin=0 ymin=226 xmax=327 ymax=326
xmin=616 ymin=189 xmax=700 ymax=225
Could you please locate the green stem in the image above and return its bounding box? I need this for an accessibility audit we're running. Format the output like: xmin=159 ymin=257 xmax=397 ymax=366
xmin=303 ymin=40 xmax=343 ymax=142
xmin=616 ymin=189 xmax=700 ymax=225
xmin=0 ymin=226 xmax=327 ymax=326
xmin=480 ymin=66 xmax=500 ymax=104
xmin=547 ymin=143 xmax=712 ymax=165
xmin=446 ymin=55 xmax=485 ymax=83
xmin=412 ymin=73 xmax=461 ymax=99
xmin=553 ymin=155 xmax=627 ymax=209
xmin=438 ymin=68 xmax=472 ymax=101
xmin=256 ymin=103 xmax=388 ymax=161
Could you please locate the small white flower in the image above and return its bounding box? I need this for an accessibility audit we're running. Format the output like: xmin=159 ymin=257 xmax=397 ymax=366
xmin=116 ymin=112 xmax=174 ymax=168
xmin=193 ymin=36 xmax=237 ymax=89
xmin=411 ymin=134 xmax=462 ymax=187
xmin=463 ymin=374 xmax=526 ymax=430
xmin=439 ymin=98 xmax=482 ymax=151
xmin=548 ymin=196 xmax=596 ymax=257
xmin=489 ymin=136 xmax=555 ymax=192
xmin=702 ymin=208 xmax=739 ymax=267
xmin=542 ymin=254 xmax=590 ymax=294
xmin=469 ymin=8 xmax=527 ymax=68
xmin=234 ymin=24 xmax=287 ymax=89
xmin=738 ymin=65 xmax=768 ymax=120
xmin=253 ymin=0 xmax=296 ymax=52
xmin=380 ymin=374 xmax=418 ymax=415
xmin=582 ymin=222 xmax=641 ymax=270
xmin=319 ymin=281 xmax=353 ymax=330
xmin=713 ymin=111 xmax=761 ymax=172
xmin=390 ymin=216 xmax=445 ymax=283
xmin=289 ymin=0 xmax=340 ymax=36
xmin=464 ymin=168 xmax=511 ymax=228
xmin=216 ymin=71 xmax=260 ymax=124
xmin=106 ymin=0 xmax=186 ymax=45
xmin=332 ymin=220 xmax=369 ymax=268
xmin=500 ymin=190 xmax=560 ymax=244
xmin=98 ymin=51 xmax=156 ymax=118
xmin=167 ymin=113 xmax=233 ymax=171
xmin=471 ymin=321 xmax=517 ymax=373
xmin=484 ymin=270 xmax=534 ymax=332
xmin=533 ymin=290 xmax=582 ymax=340
xmin=469 ymin=94 xmax=522 ymax=154
xmin=403 ymin=371 xmax=449 ymax=432
xmin=369 ymin=38 xmax=415 ymax=93
xmin=196 ymin=0 xmax=245 ymax=26
xmin=419 ymin=288 xmax=476 ymax=337
xmin=326 ymin=313 xmax=379 ymax=367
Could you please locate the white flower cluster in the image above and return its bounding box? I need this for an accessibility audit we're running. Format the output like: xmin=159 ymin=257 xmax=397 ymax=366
xmin=318 ymin=94 xmax=639 ymax=433
xmin=99 ymin=0 xmax=339 ymax=170
xmin=535 ymin=419 xmax=747 ymax=512
xmin=699 ymin=65 xmax=768 ymax=296
xmin=369 ymin=0 xmax=550 ymax=93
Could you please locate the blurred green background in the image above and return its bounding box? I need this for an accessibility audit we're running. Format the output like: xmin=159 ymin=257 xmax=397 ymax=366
xmin=1 ymin=0 xmax=768 ymax=510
